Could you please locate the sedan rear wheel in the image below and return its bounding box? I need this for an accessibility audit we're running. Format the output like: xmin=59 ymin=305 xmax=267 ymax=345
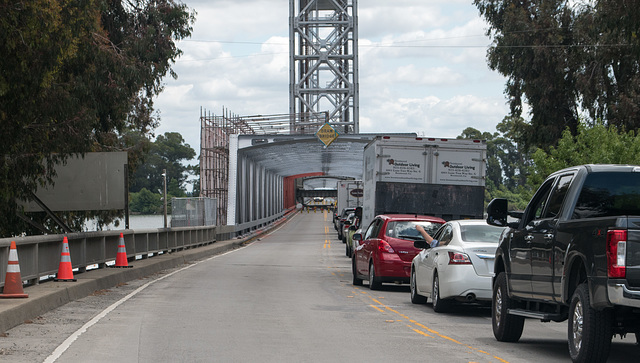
xmin=352 ymin=258 xmax=363 ymax=286
xmin=410 ymin=270 xmax=427 ymax=304
xmin=369 ymin=261 xmax=381 ymax=290
xmin=431 ymin=272 xmax=452 ymax=313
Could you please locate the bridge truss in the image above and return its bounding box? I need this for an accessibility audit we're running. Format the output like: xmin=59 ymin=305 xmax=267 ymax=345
xmin=289 ymin=0 xmax=359 ymax=134
xmin=199 ymin=108 xmax=326 ymax=225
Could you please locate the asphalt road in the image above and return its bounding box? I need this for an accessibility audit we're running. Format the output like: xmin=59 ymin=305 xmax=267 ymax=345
xmin=1 ymin=211 xmax=638 ymax=362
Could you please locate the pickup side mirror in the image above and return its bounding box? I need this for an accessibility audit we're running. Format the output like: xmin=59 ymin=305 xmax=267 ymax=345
xmin=414 ymin=240 xmax=430 ymax=249
xmin=487 ymin=198 xmax=508 ymax=227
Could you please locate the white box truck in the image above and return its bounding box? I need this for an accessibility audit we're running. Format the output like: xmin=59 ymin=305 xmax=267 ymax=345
xmin=334 ymin=180 xmax=363 ymax=231
xmin=361 ymin=136 xmax=486 ymax=228
xmin=336 ymin=180 xmax=363 ymax=212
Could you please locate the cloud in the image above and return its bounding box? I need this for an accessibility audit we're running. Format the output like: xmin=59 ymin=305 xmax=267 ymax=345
xmin=153 ymin=1 xmax=510 ymax=159
xmin=361 ymin=94 xmax=508 ymax=138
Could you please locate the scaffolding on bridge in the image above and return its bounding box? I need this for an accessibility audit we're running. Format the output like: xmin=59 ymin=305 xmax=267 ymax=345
xmin=199 ymin=108 xmax=327 ymax=225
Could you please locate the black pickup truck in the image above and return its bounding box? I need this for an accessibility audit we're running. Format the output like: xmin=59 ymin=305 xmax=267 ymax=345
xmin=486 ymin=164 xmax=640 ymax=362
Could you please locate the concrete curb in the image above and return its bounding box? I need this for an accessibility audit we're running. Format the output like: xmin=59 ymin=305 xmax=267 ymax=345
xmin=0 ymin=210 xmax=298 ymax=334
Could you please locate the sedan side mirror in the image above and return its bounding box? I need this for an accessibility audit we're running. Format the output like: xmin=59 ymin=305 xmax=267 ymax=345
xmin=414 ymin=240 xmax=429 ymax=249
xmin=353 ymin=233 xmax=363 ymax=245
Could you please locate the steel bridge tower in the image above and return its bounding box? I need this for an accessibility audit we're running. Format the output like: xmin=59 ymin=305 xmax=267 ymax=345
xmin=289 ymin=0 xmax=359 ymax=134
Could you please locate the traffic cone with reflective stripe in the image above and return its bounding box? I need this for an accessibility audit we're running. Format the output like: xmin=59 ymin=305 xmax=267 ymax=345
xmin=54 ymin=237 xmax=76 ymax=282
xmin=112 ymin=233 xmax=132 ymax=268
xmin=0 ymin=241 xmax=28 ymax=298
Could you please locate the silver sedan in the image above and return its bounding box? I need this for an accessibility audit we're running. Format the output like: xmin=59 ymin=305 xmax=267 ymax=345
xmin=410 ymin=220 xmax=507 ymax=312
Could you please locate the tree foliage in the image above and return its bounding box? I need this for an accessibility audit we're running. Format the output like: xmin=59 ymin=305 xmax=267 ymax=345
xmin=573 ymin=1 xmax=640 ymax=130
xmin=474 ymin=0 xmax=578 ymax=150
xmin=529 ymin=122 xmax=640 ymax=187
xmin=0 ymin=0 xmax=195 ymax=236
xmin=129 ymin=132 xmax=195 ymax=214
xmin=458 ymin=120 xmax=532 ymax=211
xmin=474 ymin=0 xmax=640 ymax=150
xmin=131 ymin=132 xmax=196 ymax=194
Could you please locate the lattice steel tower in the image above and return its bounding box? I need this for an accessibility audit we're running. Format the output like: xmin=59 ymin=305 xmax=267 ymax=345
xmin=289 ymin=0 xmax=359 ymax=134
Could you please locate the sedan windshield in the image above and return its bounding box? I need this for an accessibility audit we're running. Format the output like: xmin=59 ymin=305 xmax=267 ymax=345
xmin=387 ymin=221 xmax=442 ymax=240
xmin=460 ymin=225 xmax=505 ymax=243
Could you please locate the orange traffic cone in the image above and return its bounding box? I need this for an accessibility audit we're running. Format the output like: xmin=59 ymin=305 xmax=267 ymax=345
xmin=111 ymin=233 xmax=132 ymax=268
xmin=54 ymin=237 xmax=76 ymax=282
xmin=0 ymin=241 xmax=28 ymax=298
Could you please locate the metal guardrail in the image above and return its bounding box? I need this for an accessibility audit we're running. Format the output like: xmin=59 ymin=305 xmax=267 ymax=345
xmin=0 ymin=226 xmax=217 ymax=288
xmin=0 ymin=208 xmax=296 ymax=289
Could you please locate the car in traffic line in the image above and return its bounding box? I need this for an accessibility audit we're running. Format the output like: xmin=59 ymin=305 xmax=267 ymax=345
xmin=341 ymin=212 xmax=356 ymax=244
xmin=352 ymin=214 xmax=445 ymax=290
xmin=410 ymin=220 xmax=507 ymax=312
xmin=336 ymin=207 xmax=356 ymax=241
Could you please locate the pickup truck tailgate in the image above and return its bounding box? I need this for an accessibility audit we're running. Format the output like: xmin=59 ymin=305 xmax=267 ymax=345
xmin=627 ymin=228 xmax=640 ymax=288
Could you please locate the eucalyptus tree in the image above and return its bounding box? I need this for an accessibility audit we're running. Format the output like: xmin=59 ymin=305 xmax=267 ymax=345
xmin=0 ymin=0 xmax=195 ymax=236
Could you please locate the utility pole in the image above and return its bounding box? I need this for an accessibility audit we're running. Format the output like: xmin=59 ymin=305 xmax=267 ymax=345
xmin=162 ymin=169 xmax=167 ymax=228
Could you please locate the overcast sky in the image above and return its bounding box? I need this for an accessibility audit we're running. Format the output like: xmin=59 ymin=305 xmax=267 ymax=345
xmin=153 ymin=0 xmax=509 ymax=159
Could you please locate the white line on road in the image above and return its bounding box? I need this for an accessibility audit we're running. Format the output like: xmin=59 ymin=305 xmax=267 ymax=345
xmin=44 ymin=213 xmax=299 ymax=362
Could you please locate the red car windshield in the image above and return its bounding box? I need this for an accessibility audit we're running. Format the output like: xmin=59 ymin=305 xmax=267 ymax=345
xmin=386 ymin=221 xmax=442 ymax=240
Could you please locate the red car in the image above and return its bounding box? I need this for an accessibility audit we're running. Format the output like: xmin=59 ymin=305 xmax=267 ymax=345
xmin=352 ymin=214 xmax=445 ymax=290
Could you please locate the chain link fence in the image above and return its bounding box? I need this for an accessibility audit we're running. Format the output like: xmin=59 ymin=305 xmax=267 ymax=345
xmin=171 ymin=197 xmax=217 ymax=227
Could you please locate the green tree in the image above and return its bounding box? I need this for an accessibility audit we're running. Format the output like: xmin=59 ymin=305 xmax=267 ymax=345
xmin=129 ymin=188 xmax=163 ymax=215
xmin=530 ymin=122 xmax=640 ymax=188
xmin=474 ymin=0 xmax=579 ymax=150
xmin=573 ymin=1 xmax=640 ymax=131
xmin=0 ymin=1 xmax=195 ymax=236
xmin=458 ymin=121 xmax=533 ymax=211
xmin=474 ymin=1 xmax=640 ymax=150
xmin=131 ymin=132 xmax=196 ymax=194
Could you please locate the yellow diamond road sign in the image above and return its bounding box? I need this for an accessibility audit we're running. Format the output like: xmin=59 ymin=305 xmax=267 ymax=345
xmin=316 ymin=122 xmax=339 ymax=147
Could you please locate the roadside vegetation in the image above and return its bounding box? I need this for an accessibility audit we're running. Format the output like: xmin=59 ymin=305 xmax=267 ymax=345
xmin=3 ymin=1 xmax=640 ymax=234
xmin=0 ymin=1 xmax=195 ymax=236
xmin=468 ymin=0 xmax=640 ymax=210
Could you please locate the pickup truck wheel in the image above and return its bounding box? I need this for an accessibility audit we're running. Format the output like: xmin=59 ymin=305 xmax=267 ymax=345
xmin=568 ymin=283 xmax=612 ymax=362
xmin=432 ymin=272 xmax=452 ymax=313
xmin=492 ymin=272 xmax=524 ymax=342
xmin=352 ymin=258 xmax=363 ymax=286
xmin=369 ymin=262 xmax=382 ymax=290
xmin=410 ymin=270 xmax=427 ymax=304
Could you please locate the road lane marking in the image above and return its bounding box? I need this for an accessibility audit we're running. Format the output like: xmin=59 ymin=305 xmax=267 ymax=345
xmin=411 ymin=327 xmax=434 ymax=338
xmin=43 ymin=246 xmax=246 ymax=363
xmin=355 ymin=290 xmax=509 ymax=363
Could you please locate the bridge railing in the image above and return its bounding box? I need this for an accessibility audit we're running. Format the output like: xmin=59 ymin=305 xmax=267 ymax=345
xmin=0 ymin=226 xmax=216 ymax=288
xmin=0 ymin=208 xmax=296 ymax=289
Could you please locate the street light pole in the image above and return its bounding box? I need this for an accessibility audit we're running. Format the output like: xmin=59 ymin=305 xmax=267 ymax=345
xmin=162 ymin=169 xmax=167 ymax=228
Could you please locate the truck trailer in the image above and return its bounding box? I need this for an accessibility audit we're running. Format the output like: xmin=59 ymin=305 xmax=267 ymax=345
xmin=336 ymin=180 xmax=363 ymax=212
xmin=361 ymin=136 xmax=486 ymax=228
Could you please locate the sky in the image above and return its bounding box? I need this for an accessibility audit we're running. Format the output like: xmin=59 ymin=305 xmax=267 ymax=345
xmin=153 ymin=0 xmax=510 ymax=160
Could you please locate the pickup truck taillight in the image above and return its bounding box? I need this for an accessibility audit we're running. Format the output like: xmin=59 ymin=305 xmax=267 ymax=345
xmin=607 ymin=230 xmax=627 ymax=278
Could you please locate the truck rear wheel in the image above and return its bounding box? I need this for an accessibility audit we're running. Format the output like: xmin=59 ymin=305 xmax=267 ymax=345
xmin=492 ymin=272 xmax=524 ymax=342
xmin=568 ymin=283 xmax=612 ymax=363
